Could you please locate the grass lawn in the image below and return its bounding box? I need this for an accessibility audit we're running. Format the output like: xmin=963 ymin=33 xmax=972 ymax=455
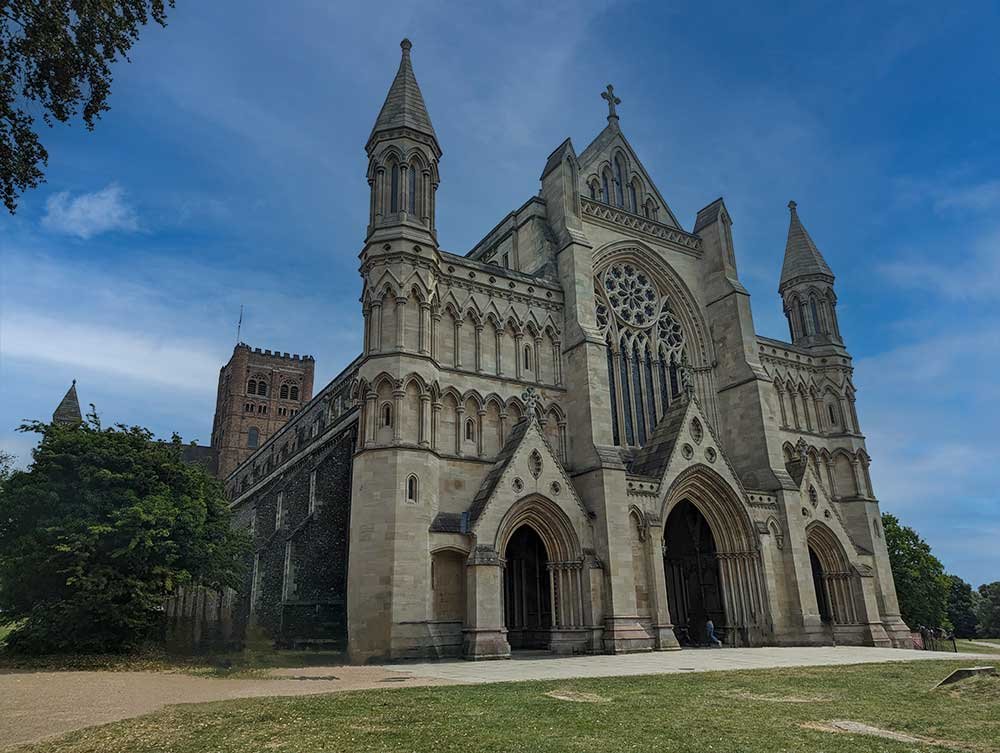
xmin=955 ymin=639 xmax=1000 ymax=656
xmin=21 ymin=659 xmax=1000 ymax=753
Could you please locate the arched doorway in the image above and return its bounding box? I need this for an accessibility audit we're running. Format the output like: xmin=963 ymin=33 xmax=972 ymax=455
xmin=503 ymin=525 xmax=553 ymax=650
xmin=663 ymin=500 xmax=725 ymax=646
xmin=809 ymin=546 xmax=833 ymax=623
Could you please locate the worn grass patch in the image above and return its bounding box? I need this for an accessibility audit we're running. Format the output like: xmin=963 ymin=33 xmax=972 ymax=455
xmin=18 ymin=659 xmax=1000 ymax=753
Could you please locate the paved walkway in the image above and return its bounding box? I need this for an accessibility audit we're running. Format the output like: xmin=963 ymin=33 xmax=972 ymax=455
xmin=3 ymin=647 xmax=996 ymax=749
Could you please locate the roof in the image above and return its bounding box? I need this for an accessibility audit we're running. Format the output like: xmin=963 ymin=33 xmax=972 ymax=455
xmin=780 ymin=201 xmax=834 ymax=291
xmin=628 ymin=396 xmax=689 ymax=478
xmin=367 ymin=39 xmax=438 ymax=150
xmin=466 ymin=418 xmax=532 ymax=526
xmin=52 ymin=381 xmax=82 ymax=424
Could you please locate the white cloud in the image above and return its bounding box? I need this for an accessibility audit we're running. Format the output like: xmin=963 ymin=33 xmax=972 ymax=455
xmin=2 ymin=309 xmax=222 ymax=392
xmin=41 ymin=184 xmax=139 ymax=239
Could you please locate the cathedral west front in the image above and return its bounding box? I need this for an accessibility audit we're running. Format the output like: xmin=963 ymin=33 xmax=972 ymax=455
xmin=220 ymin=39 xmax=912 ymax=661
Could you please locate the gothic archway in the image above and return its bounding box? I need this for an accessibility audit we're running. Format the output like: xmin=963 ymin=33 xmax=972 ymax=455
xmin=495 ymin=495 xmax=586 ymax=652
xmin=660 ymin=466 xmax=769 ymax=646
xmin=663 ymin=500 xmax=725 ymax=645
xmin=805 ymin=522 xmax=859 ymax=626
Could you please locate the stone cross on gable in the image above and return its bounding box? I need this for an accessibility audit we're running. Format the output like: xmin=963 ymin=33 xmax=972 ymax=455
xmin=601 ymin=84 xmax=621 ymax=121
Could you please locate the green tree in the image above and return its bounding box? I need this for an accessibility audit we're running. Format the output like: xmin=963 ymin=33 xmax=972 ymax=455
xmin=946 ymin=574 xmax=979 ymax=638
xmin=978 ymin=581 xmax=1000 ymax=637
xmin=0 ymin=417 xmax=248 ymax=653
xmin=882 ymin=513 xmax=949 ymax=629
xmin=0 ymin=1 xmax=173 ymax=213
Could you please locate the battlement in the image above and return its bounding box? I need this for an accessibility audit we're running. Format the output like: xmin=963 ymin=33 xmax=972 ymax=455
xmin=235 ymin=342 xmax=315 ymax=362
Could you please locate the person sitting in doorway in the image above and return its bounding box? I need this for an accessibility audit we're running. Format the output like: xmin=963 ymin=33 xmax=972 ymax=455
xmin=705 ymin=618 xmax=723 ymax=647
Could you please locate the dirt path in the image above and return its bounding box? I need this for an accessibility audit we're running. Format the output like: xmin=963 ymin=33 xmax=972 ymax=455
xmin=0 ymin=667 xmax=456 ymax=750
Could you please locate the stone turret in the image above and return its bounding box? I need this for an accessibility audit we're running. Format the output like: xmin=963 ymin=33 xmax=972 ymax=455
xmin=365 ymin=39 xmax=441 ymax=239
xmin=779 ymin=201 xmax=842 ymax=348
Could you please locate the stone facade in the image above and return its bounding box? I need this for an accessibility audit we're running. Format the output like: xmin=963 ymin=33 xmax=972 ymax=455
xmin=224 ymin=40 xmax=911 ymax=661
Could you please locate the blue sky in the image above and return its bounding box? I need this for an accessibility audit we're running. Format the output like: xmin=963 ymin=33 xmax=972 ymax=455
xmin=1 ymin=1 xmax=997 ymax=587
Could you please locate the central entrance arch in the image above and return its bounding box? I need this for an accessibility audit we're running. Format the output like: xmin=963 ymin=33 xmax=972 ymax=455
xmin=660 ymin=466 xmax=769 ymax=647
xmin=663 ymin=500 xmax=725 ymax=645
xmin=503 ymin=525 xmax=552 ymax=649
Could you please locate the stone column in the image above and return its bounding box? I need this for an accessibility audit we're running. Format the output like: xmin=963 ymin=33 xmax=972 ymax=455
xmin=455 ymin=406 xmax=465 ymax=456
xmin=395 ymin=296 xmax=407 ymax=351
xmin=419 ymin=302 xmax=431 ymax=355
xmin=553 ymin=339 xmax=563 ymax=386
xmin=392 ymin=386 xmax=404 ymax=444
xmin=475 ymin=324 xmax=484 ymax=373
xmin=645 ymin=518 xmax=680 ymax=650
xmin=463 ymin=546 xmax=511 ymax=660
xmin=477 ymin=408 xmax=486 ymax=457
xmin=430 ymin=309 xmax=441 ymax=360
xmin=533 ymin=335 xmax=543 ymax=382
xmin=494 ymin=326 xmax=503 ymax=376
xmin=514 ymin=332 xmax=523 ymax=380
xmin=364 ymin=392 xmax=378 ymax=448
xmin=419 ymin=394 xmax=431 ymax=448
xmin=431 ymin=401 xmax=441 ymax=451
xmin=455 ymin=318 xmax=464 ymax=369
xmin=371 ymin=302 xmax=383 ymax=352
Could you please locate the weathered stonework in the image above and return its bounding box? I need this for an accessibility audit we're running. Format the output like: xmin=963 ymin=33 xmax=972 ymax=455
xmin=223 ymin=43 xmax=911 ymax=661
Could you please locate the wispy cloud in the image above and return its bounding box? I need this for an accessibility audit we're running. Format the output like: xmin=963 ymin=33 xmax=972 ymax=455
xmin=41 ymin=184 xmax=139 ymax=239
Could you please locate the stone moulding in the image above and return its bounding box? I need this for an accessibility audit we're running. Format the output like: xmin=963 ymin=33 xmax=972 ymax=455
xmin=581 ymin=197 xmax=702 ymax=254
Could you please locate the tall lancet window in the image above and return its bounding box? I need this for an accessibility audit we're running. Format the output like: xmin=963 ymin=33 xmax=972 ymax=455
xmin=614 ymin=157 xmax=626 ymax=207
xmin=602 ymin=173 xmax=611 ymax=204
xmin=390 ymin=162 xmax=400 ymax=213
xmin=596 ymin=260 xmax=686 ymax=448
xmin=408 ymin=164 xmax=417 ymax=214
xmin=629 ymin=182 xmax=639 ymax=214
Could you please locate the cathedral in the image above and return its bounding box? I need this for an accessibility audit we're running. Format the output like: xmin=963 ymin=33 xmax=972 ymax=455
xmin=220 ymin=39 xmax=912 ymax=662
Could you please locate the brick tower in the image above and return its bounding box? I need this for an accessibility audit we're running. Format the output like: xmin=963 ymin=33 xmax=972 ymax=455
xmin=211 ymin=343 xmax=315 ymax=478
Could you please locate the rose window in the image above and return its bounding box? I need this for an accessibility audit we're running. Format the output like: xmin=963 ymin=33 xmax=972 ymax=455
xmin=604 ymin=263 xmax=658 ymax=327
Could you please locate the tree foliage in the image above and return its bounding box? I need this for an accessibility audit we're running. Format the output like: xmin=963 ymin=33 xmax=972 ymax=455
xmin=946 ymin=574 xmax=980 ymax=638
xmin=882 ymin=513 xmax=949 ymax=629
xmin=0 ymin=417 xmax=248 ymax=654
xmin=978 ymin=581 xmax=1000 ymax=638
xmin=0 ymin=1 xmax=173 ymax=213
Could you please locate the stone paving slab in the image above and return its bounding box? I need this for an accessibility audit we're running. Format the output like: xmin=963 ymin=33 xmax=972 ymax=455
xmin=395 ymin=646 xmax=997 ymax=684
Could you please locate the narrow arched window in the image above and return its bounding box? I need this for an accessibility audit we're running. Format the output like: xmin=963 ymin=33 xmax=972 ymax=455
xmin=247 ymin=427 xmax=259 ymax=448
xmin=602 ymin=173 xmax=610 ymax=204
xmin=382 ymin=403 xmax=393 ymax=427
xmin=465 ymin=418 xmax=475 ymax=441
xmin=290 ymin=385 xmax=299 ymax=401
xmin=613 ymin=158 xmax=624 ymax=205
xmin=629 ymin=182 xmax=638 ymax=214
xmin=248 ymin=379 xmax=257 ymax=395
xmin=589 ymin=181 xmax=597 ymax=200
xmin=257 ymin=382 xmax=268 ymax=397
xmin=408 ymin=164 xmax=417 ymax=214
xmin=406 ymin=475 xmax=418 ymax=503
xmin=280 ymin=384 xmax=289 ymax=400
xmin=810 ymin=297 xmax=822 ymax=334
xmin=523 ymin=344 xmax=532 ymax=372
xmin=828 ymin=404 xmax=837 ymax=425
xmin=390 ymin=162 xmax=399 ymax=213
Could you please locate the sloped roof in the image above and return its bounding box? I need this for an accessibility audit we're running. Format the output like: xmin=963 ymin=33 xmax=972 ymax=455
xmin=52 ymin=381 xmax=82 ymax=424
xmin=628 ymin=396 xmax=689 ymax=478
xmin=466 ymin=418 xmax=532 ymax=526
xmin=368 ymin=39 xmax=438 ymax=148
xmin=780 ymin=201 xmax=834 ymax=291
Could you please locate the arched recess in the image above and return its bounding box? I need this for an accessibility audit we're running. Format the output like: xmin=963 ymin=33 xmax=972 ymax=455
xmin=805 ymin=522 xmax=860 ymax=625
xmin=628 ymin=508 xmax=652 ymax=619
xmin=495 ymin=495 xmax=586 ymax=647
xmin=431 ymin=547 xmax=467 ymax=623
xmin=660 ymin=465 xmax=768 ymax=646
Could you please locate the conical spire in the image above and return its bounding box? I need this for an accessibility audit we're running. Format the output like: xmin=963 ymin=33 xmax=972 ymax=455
xmin=779 ymin=201 xmax=834 ymax=292
xmin=367 ymin=39 xmax=438 ymax=152
xmin=52 ymin=380 xmax=82 ymax=424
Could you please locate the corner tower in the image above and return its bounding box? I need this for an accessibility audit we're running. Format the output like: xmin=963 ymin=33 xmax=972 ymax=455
xmin=779 ymin=201 xmax=843 ymax=349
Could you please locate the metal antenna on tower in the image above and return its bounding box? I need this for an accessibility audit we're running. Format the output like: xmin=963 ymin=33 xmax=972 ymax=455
xmin=236 ymin=304 xmax=244 ymax=344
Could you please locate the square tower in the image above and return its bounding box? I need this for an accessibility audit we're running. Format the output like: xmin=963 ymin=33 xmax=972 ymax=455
xmin=211 ymin=343 xmax=315 ymax=478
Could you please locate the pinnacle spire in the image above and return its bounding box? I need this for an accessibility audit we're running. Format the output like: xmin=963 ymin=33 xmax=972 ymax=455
xmin=779 ymin=200 xmax=834 ymax=292
xmin=367 ymin=38 xmax=439 ymax=154
xmin=52 ymin=380 xmax=82 ymax=424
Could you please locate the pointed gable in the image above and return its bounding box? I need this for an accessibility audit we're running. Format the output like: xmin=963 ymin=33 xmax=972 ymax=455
xmin=577 ymin=122 xmax=681 ymax=228
xmin=465 ymin=417 xmax=588 ymax=532
xmin=52 ymin=380 xmax=82 ymax=424
xmin=779 ymin=201 xmax=834 ymax=292
xmin=367 ymin=38 xmax=439 ymax=152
